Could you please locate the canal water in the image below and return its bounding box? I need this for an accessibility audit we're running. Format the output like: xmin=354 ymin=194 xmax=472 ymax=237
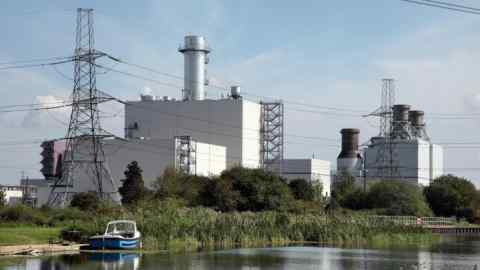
xmin=3 ymin=236 xmax=480 ymax=270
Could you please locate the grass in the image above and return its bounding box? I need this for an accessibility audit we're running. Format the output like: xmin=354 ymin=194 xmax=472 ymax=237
xmin=0 ymin=226 xmax=62 ymax=246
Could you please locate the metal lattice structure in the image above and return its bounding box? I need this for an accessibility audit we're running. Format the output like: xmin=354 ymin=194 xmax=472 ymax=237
xmin=48 ymin=8 xmax=117 ymax=207
xmin=174 ymin=136 xmax=197 ymax=175
xmin=371 ymin=78 xmax=395 ymax=138
xmin=367 ymin=79 xmax=398 ymax=179
xmin=260 ymin=102 xmax=284 ymax=174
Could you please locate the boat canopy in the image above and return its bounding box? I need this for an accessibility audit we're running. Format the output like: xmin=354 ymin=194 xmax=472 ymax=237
xmin=105 ymin=220 xmax=137 ymax=236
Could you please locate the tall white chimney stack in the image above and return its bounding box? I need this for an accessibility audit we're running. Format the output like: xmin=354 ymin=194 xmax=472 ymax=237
xmin=179 ymin=35 xmax=210 ymax=101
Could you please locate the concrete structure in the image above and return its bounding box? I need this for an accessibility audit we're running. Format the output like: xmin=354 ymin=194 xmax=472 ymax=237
xmin=364 ymin=138 xmax=443 ymax=186
xmin=125 ymin=98 xmax=262 ymax=169
xmin=337 ymin=128 xmax=362 ymax=177
xmin=429 ymin=143 xmax=444 ymax=181
xmin=33 ymin=180 xmax=55 ymax=207
xmin=281 ymin=159 xmax=331 ymax=196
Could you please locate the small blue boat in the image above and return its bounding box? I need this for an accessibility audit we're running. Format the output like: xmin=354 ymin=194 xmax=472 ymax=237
xmin=89 ymin=220 xmax=142 ymax=250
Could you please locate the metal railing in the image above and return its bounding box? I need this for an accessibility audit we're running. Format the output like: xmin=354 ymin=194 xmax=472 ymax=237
xmin=368 ymin=215 xmax=456 ymax=226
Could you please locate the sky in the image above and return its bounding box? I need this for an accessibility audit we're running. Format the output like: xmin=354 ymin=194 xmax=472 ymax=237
xmin=1 ymin=0 xmax=480 ymax=185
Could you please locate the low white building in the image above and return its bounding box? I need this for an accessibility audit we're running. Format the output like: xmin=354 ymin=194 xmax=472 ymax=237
xmin=280 ymin=159 xmax=331 ymax=197
xmin=0 ymin=185 xmax=23 ymax=205
xmin=102 ymin=137 xmax=227 ymax=185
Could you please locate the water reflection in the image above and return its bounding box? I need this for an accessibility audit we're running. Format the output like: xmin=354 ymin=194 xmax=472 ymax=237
xmin=86 ymin=253 xmax=140 ymax=270
xmin=4 ymin=253 xmax=141 ymax=270
xmin=3 ymin=237 xmax=480 ymax=270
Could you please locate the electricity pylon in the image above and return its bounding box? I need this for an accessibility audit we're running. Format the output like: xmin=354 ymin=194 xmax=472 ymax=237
xmin=47 ymin=8 xmax=118 ymax=207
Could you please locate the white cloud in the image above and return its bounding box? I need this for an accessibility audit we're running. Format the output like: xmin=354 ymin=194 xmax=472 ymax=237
xmin=21 ymin=95 xmax=69 ymax=128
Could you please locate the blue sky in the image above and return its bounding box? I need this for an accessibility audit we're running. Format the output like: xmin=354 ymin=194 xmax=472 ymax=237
xmin=1 ymin=0 xmax=480 ymax=185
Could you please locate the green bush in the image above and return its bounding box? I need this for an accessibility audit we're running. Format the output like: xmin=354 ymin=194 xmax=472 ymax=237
xmin=0 ymin=190 xmax=6 ymax=208
xmin=154 ymin=166 xmax=295 ymax=212
xmin=0 ymin=204 xmax=48 ymax=225
xmin=221 ymin=167 xmax=294 ymax=212
xmin=424 ymin=174 xmax=479 ymax=218
xmin=342 ymin=189 xmax=369 ymax=210
xmin=70 ymin=192 xmax=100 ymax=211
xmin=367 ymin=181 xmax=432 ymax=216
xmin=46 ymin=207 xmax=89 ymax=226
xmin=288 ymin=179 xmax=315 ymax=201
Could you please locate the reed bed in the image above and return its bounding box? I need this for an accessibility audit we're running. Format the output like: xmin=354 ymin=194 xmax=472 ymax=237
xmin=63 ymin=200 xmax=437 ymax=251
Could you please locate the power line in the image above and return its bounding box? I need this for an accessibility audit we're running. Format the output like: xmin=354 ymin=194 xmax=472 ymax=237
xmin=103 ymin=57 xmax=480 ymax=119
xmin=111 ymin=58 xmax=184 ymax=81
xmin=94 ymin=64 xmax=364 ymax=119
xmin=419 ymin=0 xmax=480 ymax=12
xmin=114 ymin=98 xmax=342 ymax=145
xmin=105 ymin=136 xmax=480 ymax=173
xmin=0 ymin=56 xmax=73 ymax=66
xmin=0 ymin=101 xmax=69 ymax=110
xmin=94 ymin=63 xmax=184 ymax=90
xmin=399 ymin=0 xmax=480 ymax=15
xmin=0 ymin=103 xmax=72 ymax=113
xmin=0 ymin=58 xmax=74 ymax=71
xmin=102 ymin=57 xmax=371 ymax=114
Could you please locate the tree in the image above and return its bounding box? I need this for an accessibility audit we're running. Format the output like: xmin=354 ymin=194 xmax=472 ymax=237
xmin=367 ymin=181 xmax=432 ymax=216
xmin=331 ymin=172 xmax=368 ymax=209
xmin=154 ymin=166 xmax=182 ymax=198
xmin=0 ymin=189 xmax=6 ymax=208
xmin=288 ymin=179 xmax=315 ymax=201
xmin=155 ymin=166 xmax=295 ymax=212
xmin=424 ymin=174 xmax=478 ymax=218
xmin=118 ymin=161 xmax=146 ymax=205
xmin=154 ymin=167 xmax=209 ymax=206
xmin=200 ymin=177 xmax=240 ymax=212
xmin=342 ymin=188 xmax=369 ymax=210
xmin=332 ymin=172 xmax=357 ymax=205
xmin=221 ymin=167 xmax=294 ymax=211
xmin=70 ymin=192 xmax=99 ymax=211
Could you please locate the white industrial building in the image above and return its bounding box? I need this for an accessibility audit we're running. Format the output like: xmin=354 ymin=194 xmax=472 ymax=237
xmin=0 ymin=185 xmax=24 ymax=205
xmin=125 ymin=98 xmax=261 ymax=169
xmin=103 ymin=138 xmax=226 ymax=185
xmin=281 ymin=159 xmax=331 ymax=196
xmin=336 ymin=104 xmax=443 ymax=187
xmin=125 ymin=36 xmax=261 ymax=170
xmin=364 ymin=137 xmax=443 ymax=186
xmin=36 ymin=35 xmax=332 ymax=206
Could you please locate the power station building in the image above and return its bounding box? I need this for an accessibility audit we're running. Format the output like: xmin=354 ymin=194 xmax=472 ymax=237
xmin=35 ymin=35 xmax=332 ymax=205
xmin=337 ymin=104 xmax=444 ymax=187
xmin=125 ymin=97 xmax=261 ymax=169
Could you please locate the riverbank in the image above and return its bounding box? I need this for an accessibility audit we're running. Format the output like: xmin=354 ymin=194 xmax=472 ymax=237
xmin=0 ymin=244 xmax=84 ymax=256
xmin=0 ymin=227 xmax=62 ymax=246
xmin=0 ymin=202 xmax=440 ymax=253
